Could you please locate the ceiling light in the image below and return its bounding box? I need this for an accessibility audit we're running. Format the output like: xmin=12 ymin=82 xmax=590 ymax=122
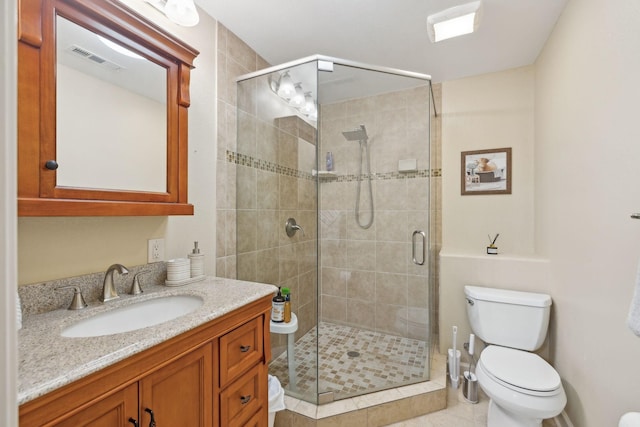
xmin=144 ymin=0 xmax=200 ymax=27
xmin=98 ymin=35 xmax=143 ymax=59
xmin=164 ymin=0 xmax=199 ymax=27
xmin=427 ymin=1 xmax=482 ymax=43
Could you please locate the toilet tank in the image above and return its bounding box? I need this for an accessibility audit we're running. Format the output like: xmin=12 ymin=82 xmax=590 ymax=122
xmin=464 ymin=285 xmax=552 ymax=351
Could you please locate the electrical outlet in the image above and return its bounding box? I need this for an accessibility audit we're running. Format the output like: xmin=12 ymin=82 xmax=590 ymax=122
xmin=147 ymin=238 xmax=165 ymax=263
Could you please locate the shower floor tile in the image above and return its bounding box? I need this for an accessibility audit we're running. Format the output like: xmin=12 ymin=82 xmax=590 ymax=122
xmin=269 ymin=322 xmax=429 ymax=400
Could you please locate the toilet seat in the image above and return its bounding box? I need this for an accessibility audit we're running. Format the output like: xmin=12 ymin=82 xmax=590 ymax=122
xmin=480 ymin=346 xmax=562 ymax=397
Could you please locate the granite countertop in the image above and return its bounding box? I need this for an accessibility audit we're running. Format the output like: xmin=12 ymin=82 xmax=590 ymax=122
xmin=18 ymin=276 xmax=277 ymax=405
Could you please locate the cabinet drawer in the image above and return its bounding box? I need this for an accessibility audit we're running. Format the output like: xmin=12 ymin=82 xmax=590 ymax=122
xmin=219 ymin=317 xmax=263 ymax=387
xmin=219 ymin=364 xmax=265 ymax=427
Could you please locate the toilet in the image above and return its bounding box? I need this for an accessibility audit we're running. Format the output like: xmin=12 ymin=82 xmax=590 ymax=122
xmin=464 ymin=285 xmax=566 ymax=427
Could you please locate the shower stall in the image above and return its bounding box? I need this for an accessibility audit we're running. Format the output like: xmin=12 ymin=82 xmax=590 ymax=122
xmin=235 ymin=55 xmax=436 ymax=405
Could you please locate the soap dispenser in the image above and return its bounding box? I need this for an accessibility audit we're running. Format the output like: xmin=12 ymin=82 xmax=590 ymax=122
xmin=188 ymin=241 xmax=204 ymax=278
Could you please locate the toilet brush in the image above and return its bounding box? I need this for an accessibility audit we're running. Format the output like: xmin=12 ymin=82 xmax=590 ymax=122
xmin=448 ymin=326 xmax=460 ymax=388
xmin=463 ymin=333 xmax=479 ymax=403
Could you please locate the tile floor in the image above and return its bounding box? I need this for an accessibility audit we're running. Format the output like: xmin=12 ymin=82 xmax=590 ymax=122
xmin=388 ymin=386 xmax=557 ymax=427
xmin=270 ymin=322 xmax=429 ymax=400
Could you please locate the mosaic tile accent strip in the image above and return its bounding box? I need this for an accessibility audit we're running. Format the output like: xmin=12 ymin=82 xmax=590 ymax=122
xmin=226 ymin=150 xmax=314 ymax=179
xmin=226 ymin=150 xmax=442 ymax=181
xmin=269 ymin=322 xmax=429 ymax=400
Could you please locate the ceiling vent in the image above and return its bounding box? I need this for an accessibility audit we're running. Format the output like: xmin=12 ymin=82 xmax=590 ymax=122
xmin=66 ymin=45 xmax=123 ymax=71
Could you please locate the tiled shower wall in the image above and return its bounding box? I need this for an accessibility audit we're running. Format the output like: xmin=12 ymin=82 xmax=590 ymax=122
xmin=215 ymin=23 xmax=443 ymax=348
xmin=318 ymin=85 xmax=441 ymax=341
xmin=216 ymin=24 xmax=318 ymax=355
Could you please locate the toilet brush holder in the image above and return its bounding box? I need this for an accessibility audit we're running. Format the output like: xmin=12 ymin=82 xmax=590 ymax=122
xmin=462 ymin=371 xmax=479 ymax=403
xmin=448 ymin=349 xmax=461 ymax=388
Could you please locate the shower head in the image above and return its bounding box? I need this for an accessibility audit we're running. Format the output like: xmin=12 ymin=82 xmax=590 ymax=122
xmin=342 ymin=124 xmax=368 ymax=142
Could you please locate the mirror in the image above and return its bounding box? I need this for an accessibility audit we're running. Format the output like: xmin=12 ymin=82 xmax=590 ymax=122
xmin=18 ymin=0 xmax=199 ymax=216
xmin=56 ymin=16 xmax=167 ymax=192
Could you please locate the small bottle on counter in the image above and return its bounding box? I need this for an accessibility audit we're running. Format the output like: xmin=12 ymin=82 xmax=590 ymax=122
xmin=282 ymin=287 xmax=291 ymax=323
xmin=271 ymin=287 xmax=285 ymax=323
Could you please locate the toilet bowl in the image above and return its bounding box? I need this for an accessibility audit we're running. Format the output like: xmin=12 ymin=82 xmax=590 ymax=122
xmin=476 ymin=346 xmax=566 ymax=426
xmin=619 ymin=412 xmax=640 ymax=427
xmin=464 ymin=285 xmax=567 ymax=427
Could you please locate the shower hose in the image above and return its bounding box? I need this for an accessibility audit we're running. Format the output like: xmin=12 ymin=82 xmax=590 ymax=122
xmin=356 ymin=139 xmax=374 ymax=229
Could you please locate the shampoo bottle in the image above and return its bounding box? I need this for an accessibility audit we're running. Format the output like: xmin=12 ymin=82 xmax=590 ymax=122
xmin=271 ymin=287 xmax=285 ymax=323
xmin=326 ymin=152 xmax=334 ymax=171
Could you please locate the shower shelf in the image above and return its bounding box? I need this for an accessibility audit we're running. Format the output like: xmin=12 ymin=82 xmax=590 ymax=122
xmin=312 ymin=170 xmax=338 ymax=179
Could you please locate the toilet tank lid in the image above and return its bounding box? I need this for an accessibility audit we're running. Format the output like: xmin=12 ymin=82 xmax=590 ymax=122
xmin=464 ymin=286 xmax=552 ymax=307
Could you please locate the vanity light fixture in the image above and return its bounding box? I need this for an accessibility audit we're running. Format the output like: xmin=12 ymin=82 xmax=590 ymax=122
xmin=144 ymin=0 xmax=200 ymax=27
xmin=427 ymin=0 xmax=482 ymax=43
xmin=269 ymin=72 xmax=317 ymax=121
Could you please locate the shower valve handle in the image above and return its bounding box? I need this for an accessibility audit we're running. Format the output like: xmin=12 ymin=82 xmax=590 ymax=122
xmin=285 ymin=218 xmax=305 ymax=237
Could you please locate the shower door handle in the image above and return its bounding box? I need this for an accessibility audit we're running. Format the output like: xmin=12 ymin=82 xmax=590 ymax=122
xmin=412 ymin=230 xmax=426 ymax=266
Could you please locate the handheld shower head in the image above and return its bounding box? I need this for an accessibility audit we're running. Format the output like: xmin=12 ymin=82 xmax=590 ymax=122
xmin=342 ymin=124 xmax=368 ymax=142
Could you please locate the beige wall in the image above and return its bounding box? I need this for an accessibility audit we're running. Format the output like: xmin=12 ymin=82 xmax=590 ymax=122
xmin=535 ymin=0 xmax=640 ymax=425
xmin=441 ymin=65 xmax=536 ymax=257
xmin=439 ymin=66 xmax=539 ymax=352
xmin=440 ymin=1 xmax=640 ymax=425
xmin=17 ymin=3 xmax=217 ymax=285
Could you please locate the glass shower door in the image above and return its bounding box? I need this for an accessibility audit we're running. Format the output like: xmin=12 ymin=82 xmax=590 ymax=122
xmin=316 ymin=63 xmax=432 ymax=401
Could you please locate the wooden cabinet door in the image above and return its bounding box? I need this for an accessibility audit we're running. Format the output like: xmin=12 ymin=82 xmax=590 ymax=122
xmin=53 ymin=383 xmax=138 ymax=427
xmin=139 ymin=343 xmax=213 ymax=427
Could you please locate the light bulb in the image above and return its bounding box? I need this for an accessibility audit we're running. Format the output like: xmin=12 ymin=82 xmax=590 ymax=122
xmin=276 ymin=72 xmax=296 ymax=100
xmin=300 ymin=92 xmax=316 ymax=116
xmin=289 ymin=83 xmax=305 ymax=108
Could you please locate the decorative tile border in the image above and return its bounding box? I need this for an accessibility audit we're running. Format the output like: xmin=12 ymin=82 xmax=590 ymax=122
xmin=226 ymin=150 xmax=442 ymax=181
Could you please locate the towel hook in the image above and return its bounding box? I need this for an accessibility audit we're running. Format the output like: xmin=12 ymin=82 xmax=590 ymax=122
xmin=631 ymin=214 xmax=640 ymax=219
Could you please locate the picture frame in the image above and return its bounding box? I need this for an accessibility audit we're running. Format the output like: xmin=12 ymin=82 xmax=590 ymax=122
xmin=461 ymin=147 xmax=512 ymax=195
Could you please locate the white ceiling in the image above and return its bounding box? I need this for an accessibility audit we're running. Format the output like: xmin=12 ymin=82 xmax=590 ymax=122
xmin=194 ymin=0 xmax=568 ymax=83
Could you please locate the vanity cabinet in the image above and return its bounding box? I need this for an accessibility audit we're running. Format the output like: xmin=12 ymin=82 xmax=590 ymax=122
xmin=19 ymin=296 xmax=272 ymax=427
xmin=53 ymin=384 xmax=138 ymax=427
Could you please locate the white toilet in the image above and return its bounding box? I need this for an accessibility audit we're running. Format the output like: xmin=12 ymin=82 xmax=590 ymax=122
xmin=464 ymin=285 xmax=567 ymax=427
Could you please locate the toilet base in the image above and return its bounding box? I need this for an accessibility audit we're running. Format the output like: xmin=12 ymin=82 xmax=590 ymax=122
xmin=488 ymin=399 xmax=542 ymax=427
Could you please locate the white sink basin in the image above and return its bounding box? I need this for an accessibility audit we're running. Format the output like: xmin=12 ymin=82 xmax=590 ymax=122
xmin=61 ymin=295 xmax=203 ymax=338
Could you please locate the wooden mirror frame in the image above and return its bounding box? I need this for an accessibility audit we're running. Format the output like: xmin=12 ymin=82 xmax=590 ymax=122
xmin=18 ymin=0 xmax=199 ymax=216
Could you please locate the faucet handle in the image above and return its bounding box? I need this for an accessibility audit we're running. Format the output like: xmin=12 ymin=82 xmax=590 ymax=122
xmin=56 ymin=286 xmax=88 ymax=310
xmin=130 ymin=272 xmax=147 ymax=295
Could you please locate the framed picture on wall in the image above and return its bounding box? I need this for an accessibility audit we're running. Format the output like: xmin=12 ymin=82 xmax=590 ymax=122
xmin=461 ymin=147 xmax=512 ymax=195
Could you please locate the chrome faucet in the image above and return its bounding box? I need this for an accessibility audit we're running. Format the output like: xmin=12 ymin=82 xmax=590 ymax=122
xmin=101 ymin=264 xmax=129 ymax=302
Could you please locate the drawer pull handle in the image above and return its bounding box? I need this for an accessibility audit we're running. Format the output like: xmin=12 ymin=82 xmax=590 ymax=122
xmin=240 ymin=394 xmax=252 ymax=404
xmin=128 ymin=418 xmax=139 ymax=427
xmin=240 ymin=345 xmax=251 ymax=353
xmin=144 ymin=408 xmax=156 ymax=427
